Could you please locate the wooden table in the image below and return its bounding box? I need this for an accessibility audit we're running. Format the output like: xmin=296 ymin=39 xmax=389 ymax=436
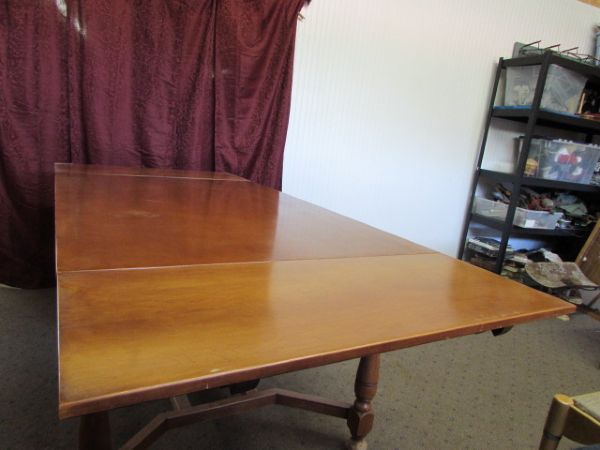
xmin=55 ymin=164 xmax=574 ymax=449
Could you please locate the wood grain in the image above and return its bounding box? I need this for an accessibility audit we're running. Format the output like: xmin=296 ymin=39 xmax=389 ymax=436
xmin=58 ymin=253 xmax=572 ymax=419
xmin=577 ymin=0 xmax=600 ymax=8
xmin=55 ymin=165 xmax=431 ymax=272
xmin=55 ymin=164 xmax=574 ymax=425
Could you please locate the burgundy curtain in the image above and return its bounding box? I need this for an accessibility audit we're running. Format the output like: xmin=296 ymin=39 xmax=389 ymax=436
xmin=0 ymin=0 xmax=306 ymax=288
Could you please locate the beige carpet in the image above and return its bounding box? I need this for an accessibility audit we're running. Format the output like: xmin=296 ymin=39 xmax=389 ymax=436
xmin=1 ymin=287 xmax=598 ymax=449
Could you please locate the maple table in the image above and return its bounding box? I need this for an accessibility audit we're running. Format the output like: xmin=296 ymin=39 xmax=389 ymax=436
xmin=55 ymin=164 xmax=574 ymax=449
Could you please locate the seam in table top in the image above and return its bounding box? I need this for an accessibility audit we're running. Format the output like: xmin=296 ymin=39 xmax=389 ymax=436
xmin=56 ymin=251 xmax=440 ymax=276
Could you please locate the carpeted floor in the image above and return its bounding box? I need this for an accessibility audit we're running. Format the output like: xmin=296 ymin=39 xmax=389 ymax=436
xmin=1 ymin=286 xmax=598 ymax=449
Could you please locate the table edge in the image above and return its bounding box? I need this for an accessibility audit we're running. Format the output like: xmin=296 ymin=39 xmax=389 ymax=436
xmin=58 ymin=302 xmax=573 ymax=419
xmin=55 ymin=163 xmax=250 ymax=182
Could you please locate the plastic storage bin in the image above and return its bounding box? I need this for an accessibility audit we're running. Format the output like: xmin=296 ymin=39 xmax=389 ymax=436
xmin=513 ymin=208 xmax=563 ymax=229
xmin=524 ymin=138 xmax=600 ymax=184
xmin=472 ymin=197 xmax=563 ymax=229
xmin=472 ymin=197 xmax=508 ymax=219
xmin=504 ymin=64 xmax=587 ymax=113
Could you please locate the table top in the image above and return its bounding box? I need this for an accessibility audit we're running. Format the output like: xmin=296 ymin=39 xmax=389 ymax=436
xmin=56 ymin=164 xmax=574 ymax=419
xmin=55 ymin=163 xmax=430 ymax=272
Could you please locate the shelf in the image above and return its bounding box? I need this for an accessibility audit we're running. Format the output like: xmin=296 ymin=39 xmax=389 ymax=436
xmin=458 ymin=52 xmax=600 ymax=267
xmin=478 ymin=169 xmax=515 ymax=184
xmin=470 ymin=213 xmax=589 ymax=237
xmin=479 ymin=169 xmax=600 ymax=193
xmin=523 ymin=176 xmax=600 ymax=192
xmin=492 ymin=107 xmax=600 ymax=134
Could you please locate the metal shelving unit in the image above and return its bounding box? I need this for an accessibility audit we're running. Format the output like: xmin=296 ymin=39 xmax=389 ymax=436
xmin=492 ymin=108 xmax=600 ymax=134
xmin=470 ymin=214 xmax=588 ymax=238
xmin=479 ymin=169 xmax=600 ymax=193
xmin=458 ymin=51 xmax=600 ymax=273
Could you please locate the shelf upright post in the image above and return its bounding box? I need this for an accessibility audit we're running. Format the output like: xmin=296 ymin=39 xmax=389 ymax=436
xmin=493 ymin=51 xmax=553 ymax=273
xmin=458 ymin=58 xmax=505 ymax=260
xmin=584 ymin=133 xmax=593 ymax=144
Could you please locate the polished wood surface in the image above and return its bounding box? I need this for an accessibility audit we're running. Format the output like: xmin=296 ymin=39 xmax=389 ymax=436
xmin=58 ymin=253 xmax=572 ymax=419
xmin=56 ymin=164 xmax=574 ymax=428
xmin=55 ymin=164 xmax=431 ymax=272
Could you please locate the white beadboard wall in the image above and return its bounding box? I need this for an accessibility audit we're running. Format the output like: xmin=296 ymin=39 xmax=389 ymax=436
xmin=283 ymin=0 xmax=599 ymax=256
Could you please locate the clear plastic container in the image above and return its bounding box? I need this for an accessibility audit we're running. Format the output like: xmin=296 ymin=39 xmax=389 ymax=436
xmin=504 ymin=64 xmax=587 ymax=113
xmin=513 ymin=208 xmax=563 ymax=229
xmin=472 ymin=197 xmax=563 ymax=229
xmin=472 ymin=197 xmax=508 ymax=219
xmin=525 ymin=138 xmax=600 ymax=184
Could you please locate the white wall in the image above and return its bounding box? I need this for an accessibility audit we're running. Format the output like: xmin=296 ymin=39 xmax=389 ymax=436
xmin=284 ymin=0 xmax=599 ymax=256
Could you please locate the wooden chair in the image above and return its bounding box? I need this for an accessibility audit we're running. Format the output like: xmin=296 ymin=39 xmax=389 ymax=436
xmin=576 ymin=220 xmax=600 ymax=314
xmin=539 ymin=392 xmax=600 ymax=449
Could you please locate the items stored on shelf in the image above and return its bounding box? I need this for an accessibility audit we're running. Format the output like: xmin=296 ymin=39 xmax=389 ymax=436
xmin=526 ymin=262 xmax=596 ymax=289
xmin=508 ymin=41 xmax=600 ymax=120
xmin=466 ymin=237 xmax=514 ymax=271
xmin=467 ymin=236 xmax=514 ymax=258
xmin=472 ymin=197 xmax=507 ymax=219
xmin=577 ymin=86 xmax=600 ymax=120
xmin=505 ymin=64 xmax=587 ymax=113
xmin=459 ymin=51 xmax=600 ymax=275
xmin=522 ymin=138 xmax=600 ymax=184
xmin=512 ymin=40 xmax=599 ymax=66
xmin=474 ymin=184 xmax=596 ymax=230
xmin=472 ymin=197 xmax=564 ymax=229
xmin=592 ymin=161 xmax=600 ymax=186
xmin=596 ymin=29 xmax=600 ymax=62
xmin=465 ymin=236 xmax=590 ymax=303
xmin=504 ymin=185 xmax=594 ymax=229
xmin=466 ymin=237 xmax=568 ymax=287
xmin=525 ymin=262 xmax=597 ymax=304
xmin=514 ymin=208 xmax=564 ymax=229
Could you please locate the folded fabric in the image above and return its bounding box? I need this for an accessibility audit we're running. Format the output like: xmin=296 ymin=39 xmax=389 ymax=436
xmin=525 ymin=262 xmax=597 ymax=289
xmin=557 ymin=202 xmax=588 ymax=217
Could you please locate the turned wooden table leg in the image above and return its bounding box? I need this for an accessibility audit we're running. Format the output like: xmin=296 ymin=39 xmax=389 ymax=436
xmin=79 ymin=411 xmax=112 ymax=450
xmin=347 ymin=354 xmax=380 ymax=450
